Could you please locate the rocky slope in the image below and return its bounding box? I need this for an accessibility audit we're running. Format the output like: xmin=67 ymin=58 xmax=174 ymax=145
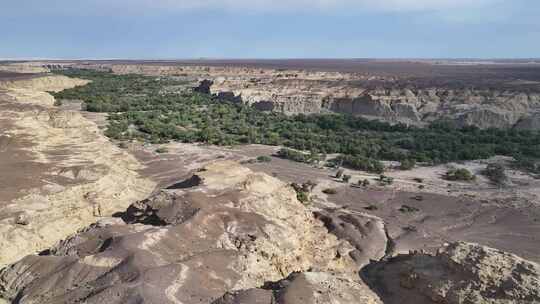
xmin=0 ymin=75 xmax=155 ymax=267
xmin=363 ymin=242 xmax=540 ymax=304
xmin=0 ymin=161 xmax=379 ymax=303
xmin=1 ymin=161 xmax=539 ymax=303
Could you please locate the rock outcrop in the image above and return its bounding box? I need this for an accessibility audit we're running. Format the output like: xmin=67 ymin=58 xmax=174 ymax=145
xmin=363 ymin=242 xmax=540 ymax=304
xmin=0 ymin=75 xmax=155 ymax=267
xmin=3 ymin=161 xmax=540 ymax=303
xmin=214 ymin=271 xmax=382 ymax=304
xmin=0 ymin=161 xmax=373 ymax=303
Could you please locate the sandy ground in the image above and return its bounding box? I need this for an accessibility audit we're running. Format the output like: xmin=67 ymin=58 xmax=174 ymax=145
xmin=105 ymin=141 xmax=540 ymax=263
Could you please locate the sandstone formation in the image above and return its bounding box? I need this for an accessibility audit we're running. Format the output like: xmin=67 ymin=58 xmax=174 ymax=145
xmin=0 ymin=75 xmax=155 ymax=267
xmin=0 ymin=62 xmax=49 ymax=74
xmin=214 ymin=271 xmax=382 ymax=304
xmin=24 ymin=62 xmax=540 ymax=129
xmin=2 ymin=161 xmax=540 ymax=303
xmin=0 ymin=161 xmax=376 ymax=303
xmin=363 ymin=242 xmax=540 ymax=304
xmin=314 ymin=209 xmax=389 ymax=269
xmin=105 ymin=64 xmax=540 ymax=129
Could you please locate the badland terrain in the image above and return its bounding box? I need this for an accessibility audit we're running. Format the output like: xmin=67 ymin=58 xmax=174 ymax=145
xmin=0 ymin=59 xmax=539 ymax=303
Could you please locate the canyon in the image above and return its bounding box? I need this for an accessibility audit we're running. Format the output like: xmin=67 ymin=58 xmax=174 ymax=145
xmin=92 ymin=61 xmax=540 ymax=129
xmin=1 ymin=62 xmax=540 ymax=303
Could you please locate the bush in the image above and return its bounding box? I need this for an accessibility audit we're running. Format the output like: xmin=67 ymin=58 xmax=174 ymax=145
xmin=276 ymin=148 xmax=310 ymax=163
xmin=359 ymin=179 xmax=370 ymax=187
xmin=322 ymin=188 xmax=337 ymax=195
xmin=291 ymin=182 xmax=312 ymax=204
xmin=256 ymin=155 xmax=272 ymax=163
xmin=444 ymin=168 xmax=475 ymax=181
xmin=399 ymin=159 xmax=416 ymax=170
xmin=482 ymin=163 xmax=507 ymax=185
xmin=379 ymin=175 xmax=394 ymax=185
xmin=296 ymin=191 xmax=310 ymax=204
xmin=331 ymin=155 xmax=384 ymax=174
xmin=399 ymin=205 xmax=420 ymax=213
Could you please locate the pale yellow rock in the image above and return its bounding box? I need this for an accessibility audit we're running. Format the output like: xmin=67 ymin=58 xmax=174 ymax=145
xmin=0 ymin=75 xmax=156 ymax=267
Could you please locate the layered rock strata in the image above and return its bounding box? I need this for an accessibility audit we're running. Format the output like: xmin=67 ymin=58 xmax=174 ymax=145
xmin=0 ymin=75 xmax=155 ymax=267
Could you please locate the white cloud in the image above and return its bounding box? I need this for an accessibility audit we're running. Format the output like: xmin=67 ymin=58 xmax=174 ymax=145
xmin=93 ymin=0 xmax=501 ymax=13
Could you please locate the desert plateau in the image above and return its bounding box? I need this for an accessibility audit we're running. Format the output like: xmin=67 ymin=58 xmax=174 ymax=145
xmin=0 ymin=59 xmax=539 ymax=303
xmin=2 ymin=1 xmax=540 ymax=302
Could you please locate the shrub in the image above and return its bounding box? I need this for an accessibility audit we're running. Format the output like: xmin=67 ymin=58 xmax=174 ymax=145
xmin=276 ymin=148 xmax=309 ymax=163
xmin=296 ymin=191 xmax=310 ymax=204
xmin=256 ymin=155 xmax=272 ymax=163
xmin=360 ymin=179 xmax=370 ymax=187
xmin=399 ymin=159 xmax=416 ymax=170
xmin=482 ymin=163 xmax=507 ymax=185
xmin=291 ymin=182 xmax=312 ymax=204
xmin=322 ymin=188 xmax=337 ymax=195
xmin=444 ymin=168 xmax=475 ymax=181
xmin=399 ymin=205 xmax=420 ymax=213
xmin=378 ymin=175 xmax=394 ymax=185
xmin=331 ymin=155 xmax=384 ymax=174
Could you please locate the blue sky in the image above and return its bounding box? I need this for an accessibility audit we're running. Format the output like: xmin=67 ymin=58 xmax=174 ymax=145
xmin=1 ymin=0 xmax=539 ymax=59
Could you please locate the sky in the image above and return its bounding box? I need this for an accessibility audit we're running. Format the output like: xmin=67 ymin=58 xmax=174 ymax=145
xmin=1 ymin=0 xmax=539 ymax=59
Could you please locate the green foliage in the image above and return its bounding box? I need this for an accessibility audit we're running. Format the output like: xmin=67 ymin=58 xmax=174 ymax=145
xmin=155 ymin=147 xmax=169 ymax=154
xmin=276 ymin=148 xmax=309 ymax=163
xmin=360 ymin=179 xmax=371 ymax=187
xmin=399 ymin=205 xmax=420 ymax=213
xmin=482 ymin=163 xmax=507 ymax=185
xmin=378 ymin=175 xmax=394 ymax=185
xmin=399 ymin=158 xmax=416 ymax=170
xmin=331 ymin=155 xmax=384 ymax=174
xmin=444 ymin=168 xmax=476 ymax=181
xmin=52 ymin=69 xmax=540 ymax=170
xmin=296 ymin=191 xmax=310 ymax=204
xmin=291 ymin=182 xmax=315 ymax=204
xmin=256 ymin=155 xmax=272 ymax=163
xmin=513 ymin=155 xmax=540 ymax=176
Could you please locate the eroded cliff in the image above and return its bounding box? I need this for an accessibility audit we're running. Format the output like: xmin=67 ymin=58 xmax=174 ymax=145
xmin=0 ymin=75 xmax=155 ymax=267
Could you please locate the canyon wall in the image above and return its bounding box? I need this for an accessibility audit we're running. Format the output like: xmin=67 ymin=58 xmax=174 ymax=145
xmin=0 ymin=74 xmax=155 ymax=267
xmin=105 ymin=63 xmax=540 ymax=129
